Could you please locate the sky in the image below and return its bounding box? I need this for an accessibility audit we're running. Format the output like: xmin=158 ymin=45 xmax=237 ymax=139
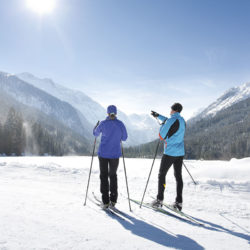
xmin=0 ymin=0 xmax=250 ymax=120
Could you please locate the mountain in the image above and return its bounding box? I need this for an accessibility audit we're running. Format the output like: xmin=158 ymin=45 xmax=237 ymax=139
xmin=16 ymin=72 xmax=159 ymax=146
xmin=185 ymin=96 xmax=250 ymax=159
xmin=0 ymin=72 xmax=92 ymax=139
xmin=189 ymin=82 xmax=250 ymax=123
xmin=125 ymin=113 xmax=159 ymax=150
xmin=0 ymin=90 xmax=91 ymax=155
xmin=185 ymin=81 xmax=250 ymax=159
xmin=128 ymin=113 xmax=158 ymax=131
xmin=125 ymin=82 xmax=250 ymax=160
xmin=17 ymin=72 xmax=106 ymax=125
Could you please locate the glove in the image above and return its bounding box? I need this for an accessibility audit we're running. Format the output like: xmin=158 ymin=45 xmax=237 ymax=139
xmin=151 ymin=111 xmax=159 ymax=118
xmin=94 ymin=121 xmax=100 ymax=130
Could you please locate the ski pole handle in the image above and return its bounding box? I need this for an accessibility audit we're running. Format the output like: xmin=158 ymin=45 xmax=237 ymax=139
xmin=94 ymin=120 xmax=100 ymax=130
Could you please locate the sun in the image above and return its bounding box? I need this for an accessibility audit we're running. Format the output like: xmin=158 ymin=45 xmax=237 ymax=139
xmin=26 ymin=0 xmax=56 ymax=15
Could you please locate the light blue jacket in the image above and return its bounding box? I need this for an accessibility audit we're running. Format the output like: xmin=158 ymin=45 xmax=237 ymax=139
xmin=158 ymin=113 xmax=185 ymax=157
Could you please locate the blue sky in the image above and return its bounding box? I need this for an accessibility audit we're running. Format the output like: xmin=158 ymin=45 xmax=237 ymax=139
xmin=0 ymin=0 xmax=250 ymax=119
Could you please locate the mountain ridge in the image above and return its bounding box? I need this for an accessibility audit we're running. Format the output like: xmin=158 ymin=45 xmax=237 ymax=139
xmin=124 ymin=82 xmax=250 ymax=159
xmin=0 ymin=72 xmax=92 ymax=139
xmin=189 ymin=82 xmax=250 ymax=123
xmin=16 ymin=71 xmax=159 ymax=146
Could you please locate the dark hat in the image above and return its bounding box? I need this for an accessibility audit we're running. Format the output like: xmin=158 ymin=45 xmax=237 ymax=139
xmin=171 ymin=103 xmax=183 ymax=113
xmin=107 ymin=105 xmax=117 ymax=114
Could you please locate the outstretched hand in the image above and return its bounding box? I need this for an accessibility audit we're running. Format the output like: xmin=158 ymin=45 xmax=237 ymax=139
xmin=151 ymin=111 xmax=159 ymax=118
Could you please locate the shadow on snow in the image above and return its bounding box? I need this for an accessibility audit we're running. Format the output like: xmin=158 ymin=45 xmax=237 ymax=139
xmin=107 ymin=211 xmax=204 ymax=250
xmin=192 ymin=214 xmax=250 ymax=245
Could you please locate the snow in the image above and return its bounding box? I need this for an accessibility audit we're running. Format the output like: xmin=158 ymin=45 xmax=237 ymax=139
xmin=191 ymin=82 xmax=250 ymax=120
xmin=16 ymin=72 xmax=107 ymax=126
xmin=0 ymin=156 xmax=250 ymax=249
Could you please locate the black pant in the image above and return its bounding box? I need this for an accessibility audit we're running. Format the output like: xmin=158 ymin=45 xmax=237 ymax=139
xmin=157 ymin=154 xmax=183 ymax=203
xmin=99 ymin=157 xmax=119 ymax=204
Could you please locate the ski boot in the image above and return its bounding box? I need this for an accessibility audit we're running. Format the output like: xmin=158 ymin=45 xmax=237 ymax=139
xmin=151 ymin=199 xmax=163 ymax=208
xmin=109 ymin=201 xmax=116 ymax=208
xmin=172 ymin=201 xmax=182 ymax=211
xmin=101 ymin=203 xmax=109 ymax=209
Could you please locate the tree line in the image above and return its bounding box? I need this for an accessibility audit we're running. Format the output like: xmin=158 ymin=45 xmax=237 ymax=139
xmin=2 ymin=96 xmax=250 ymax=159
xmin=0 ymin=107 xmax=90 ymax=156
xmin=0 ymin=108 xmax=25 ymax=156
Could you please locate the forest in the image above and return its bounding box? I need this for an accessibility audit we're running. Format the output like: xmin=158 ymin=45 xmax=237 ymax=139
xmin=0 ymin=107 xmax=90 ymax=156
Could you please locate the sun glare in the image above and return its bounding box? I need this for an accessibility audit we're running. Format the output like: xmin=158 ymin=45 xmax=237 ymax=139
xmin=26 ymin=0 xmax=56 ymax=15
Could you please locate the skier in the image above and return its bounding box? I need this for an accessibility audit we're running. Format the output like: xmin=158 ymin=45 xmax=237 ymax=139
xmin=151 ymin=103 xmax=186 ymax=211
xmin=93 ymin=105 xmax=128 ymax=209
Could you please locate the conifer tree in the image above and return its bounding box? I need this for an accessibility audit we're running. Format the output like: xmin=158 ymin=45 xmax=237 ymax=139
xmin=3 ymin=108 xmax=26 ymax=156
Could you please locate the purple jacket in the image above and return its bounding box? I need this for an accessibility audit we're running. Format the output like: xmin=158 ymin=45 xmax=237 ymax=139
xmin=93 ymin=117 xmax=128 ymax=159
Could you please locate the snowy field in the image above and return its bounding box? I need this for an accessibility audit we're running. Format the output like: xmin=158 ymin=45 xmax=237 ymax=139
xmin=0 ymin=156 xmax=250 ymax=250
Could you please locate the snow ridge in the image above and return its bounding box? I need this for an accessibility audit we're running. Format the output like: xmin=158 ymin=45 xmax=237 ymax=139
xmin=192 ymin=82 xmax=250 ymax=121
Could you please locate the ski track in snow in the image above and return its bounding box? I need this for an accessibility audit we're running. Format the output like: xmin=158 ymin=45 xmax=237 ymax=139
xmin=0 ymin=157 xmax=250 ymax=250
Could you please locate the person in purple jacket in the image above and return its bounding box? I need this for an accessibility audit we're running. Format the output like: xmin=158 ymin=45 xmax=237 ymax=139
xmin=93 ymin=105 xmax=128 ymax=208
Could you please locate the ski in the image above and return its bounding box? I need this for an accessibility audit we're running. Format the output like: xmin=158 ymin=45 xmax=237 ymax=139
xmin=148 ymin=196 xmax=204 ymax=226
xmin=162 ymin=202 xmax=204 ymax=226
xmin=91 ymin=192 xmax=126 ymax=220
xmin=130 ymin=198 xmax=174 ymax=216
xmin=92 ymin=198 xmax=125 ymax=220
xmin=130 ymin=198 xmax=204 ymax=225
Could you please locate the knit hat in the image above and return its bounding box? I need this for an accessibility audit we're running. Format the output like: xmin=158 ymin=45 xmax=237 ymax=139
xmin=171 ymin=103 xmax=183 ymax=113
xmin=107 ymin=105 xmax=117 ymax=114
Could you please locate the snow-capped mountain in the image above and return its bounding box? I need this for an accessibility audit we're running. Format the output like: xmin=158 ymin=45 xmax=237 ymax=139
xmin=128 ymin=113 xmax=158 ymax=130
xmin=128 ymin=113 xmax=158 ymax=142
xmin=0 ymin=71 xmax=92 ymax=138
xmin=16 ymin=72 xmax=159 ymax=145
xmin=17 ymin=72 xmax=106 ymax=125
xmin=190 ymin=82 xmax=250 ymax=122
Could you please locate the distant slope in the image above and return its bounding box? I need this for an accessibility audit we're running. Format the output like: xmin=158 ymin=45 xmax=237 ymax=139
xmin=16 ymin=72 xmax=158 ymax=146
xmin=190 ymin=82 xmax=250 ymax=123
xmin=185 ymin=96 xmax=250 ymax=160
xmin=0 ymin=72 xmax=92 ymax=139
xmin=0 ymin=90 xmax=91 ymax=155
xmin=17 ymin=72 xmax=107 ymax=125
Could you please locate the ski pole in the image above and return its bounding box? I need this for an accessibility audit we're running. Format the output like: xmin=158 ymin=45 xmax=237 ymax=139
xmin=121 ymin=141 xmax=132 ymax=212
xmin=84 ymin=137 xmax=97 ymax=206
xmin=140 ymin=139 xmax=161 ymax=208
xmin=183 ymin=161 xmax=197 ymax=185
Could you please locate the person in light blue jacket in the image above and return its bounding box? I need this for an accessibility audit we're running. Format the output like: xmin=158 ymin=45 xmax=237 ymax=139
xmin=151 ymin=103 xmax=186 ymax=211
xmin=93 ymin=105 xmax=128 ymax=208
